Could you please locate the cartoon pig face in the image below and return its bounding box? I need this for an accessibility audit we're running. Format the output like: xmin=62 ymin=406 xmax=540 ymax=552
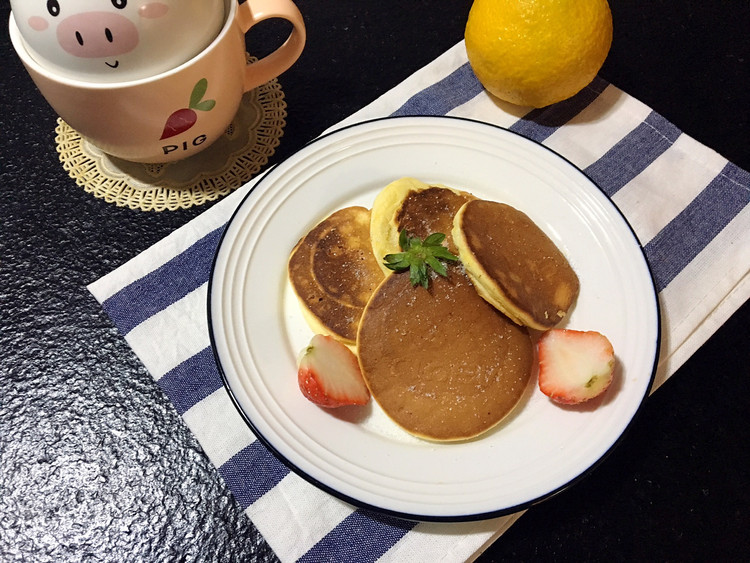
xmin=12 ymin=0 xmax=225 ymax=82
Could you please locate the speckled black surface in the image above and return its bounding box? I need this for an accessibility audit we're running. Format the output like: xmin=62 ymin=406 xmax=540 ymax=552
xmin=1 ymin=1 xmax=748 ymax=561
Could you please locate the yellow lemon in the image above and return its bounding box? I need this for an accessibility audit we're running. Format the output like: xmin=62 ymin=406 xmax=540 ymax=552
xmin=465 ymin=0 xmax=613 ymax=108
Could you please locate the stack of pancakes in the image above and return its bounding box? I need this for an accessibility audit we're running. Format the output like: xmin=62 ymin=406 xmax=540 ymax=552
xmin=288 ymin=177 xmax=579 ymax=441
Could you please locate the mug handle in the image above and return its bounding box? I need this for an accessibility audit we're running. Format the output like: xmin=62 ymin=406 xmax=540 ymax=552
xmin=237 ymin=0 xmax=306 ymax=91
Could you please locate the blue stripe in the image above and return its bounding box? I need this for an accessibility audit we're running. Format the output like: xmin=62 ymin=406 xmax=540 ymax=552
xmin=585 ymin=111 xmax=682 ymax=197
xmin=508 ymin=75 xmax=609 ymax=143
xmin=101 ymin=226 xmax=225 ymax=335
xmin=219 ymin=442 xmax=290 ymax=509
xmin=391 ymin=62 xmax=484 ymax=117
xmin=157 ymin=347 xmax=224 ymax=415
xmin=298 ymin=509 xmax=416 ymax=563
xmin=645 ymin=162 xmax=750 ymax=292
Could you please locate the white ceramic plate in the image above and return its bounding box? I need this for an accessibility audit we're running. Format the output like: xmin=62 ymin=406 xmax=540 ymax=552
xmin=208 ymin=116 xmax=659 ymax=521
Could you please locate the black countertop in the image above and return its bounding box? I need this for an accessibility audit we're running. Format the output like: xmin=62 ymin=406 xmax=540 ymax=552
xmin=1 ymin=1 xmax=748 ymax=561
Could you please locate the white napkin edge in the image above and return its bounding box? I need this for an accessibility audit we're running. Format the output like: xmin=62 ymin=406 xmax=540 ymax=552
xmin=654 ymin=272 xmax=749 ymax=392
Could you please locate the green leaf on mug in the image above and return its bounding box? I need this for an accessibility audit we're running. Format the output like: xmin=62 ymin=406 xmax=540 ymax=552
xmin=193 ymin=99 xmax=216 ymax=112
xmin=189 ymin=78 xmax=209 ymax=109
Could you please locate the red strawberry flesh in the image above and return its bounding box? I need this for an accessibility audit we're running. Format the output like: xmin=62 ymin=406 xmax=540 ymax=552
xmin=297 ymin=334 xmax=370 ymax=408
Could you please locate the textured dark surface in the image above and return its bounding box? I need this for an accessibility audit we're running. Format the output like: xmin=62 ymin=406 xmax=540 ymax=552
xmin=1 ymin=1 xmax=748 ymax=561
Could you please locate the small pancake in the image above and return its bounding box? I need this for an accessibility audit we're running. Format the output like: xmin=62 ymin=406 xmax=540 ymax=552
xmin=288 ymin=206 xmax=385 ymax=345
xmin=370 ymin=177 xmax=475 ymax=273
xmin=453 ymin=199 xmax=580 ymax=331
xmin=357 ymin=269 xmax=533 ymax=441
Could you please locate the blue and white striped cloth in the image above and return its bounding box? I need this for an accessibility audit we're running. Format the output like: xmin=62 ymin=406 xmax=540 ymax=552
xmin=88 ymin=42 xmax=750 ymax=562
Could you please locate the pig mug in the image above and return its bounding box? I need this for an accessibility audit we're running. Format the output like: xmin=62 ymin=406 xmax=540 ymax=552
xmin=10 ymin=0 xmax=226 ymax=83
xmin=9 ymin=0 xmax=306 ymax=163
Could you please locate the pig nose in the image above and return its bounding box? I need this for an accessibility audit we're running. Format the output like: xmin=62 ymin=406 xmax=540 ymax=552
xmin=56 ymin=11 xmax=139 ymax=58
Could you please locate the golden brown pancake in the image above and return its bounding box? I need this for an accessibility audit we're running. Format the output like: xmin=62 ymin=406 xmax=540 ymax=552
xmin=453 ymin=199 xmax=580 ymax=331
xmin=357 ymin=269 xmax=533 ymax=441
xmin=370 ymin=177 xmax=475 ymax=273
xmin=288 ymin=206 xmax=385 ymax=345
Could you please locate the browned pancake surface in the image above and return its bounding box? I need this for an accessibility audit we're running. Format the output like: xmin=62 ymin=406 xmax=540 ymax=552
xmin=395 ymin=187 xmax=475 ymax=253
xmin=454 ymin=199 xmax=579 ymax=330
xmin=370 ymin=178 xmax=476 ymax=273
xmin=288 ymin=206 xmax=385 ymax=344
xmin=357 ymin=269 xmax=533 ymax=441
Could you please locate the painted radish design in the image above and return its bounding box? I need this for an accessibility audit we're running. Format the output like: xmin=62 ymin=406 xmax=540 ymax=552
xmin=160 ymin=78 xmax=215 ymax=140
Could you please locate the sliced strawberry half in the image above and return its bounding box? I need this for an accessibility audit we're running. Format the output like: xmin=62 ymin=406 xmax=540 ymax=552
xmin=297 ymin=334 xmax=370 ymax=408
xmin=537 ymin=329 xmax=616 ymax=405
